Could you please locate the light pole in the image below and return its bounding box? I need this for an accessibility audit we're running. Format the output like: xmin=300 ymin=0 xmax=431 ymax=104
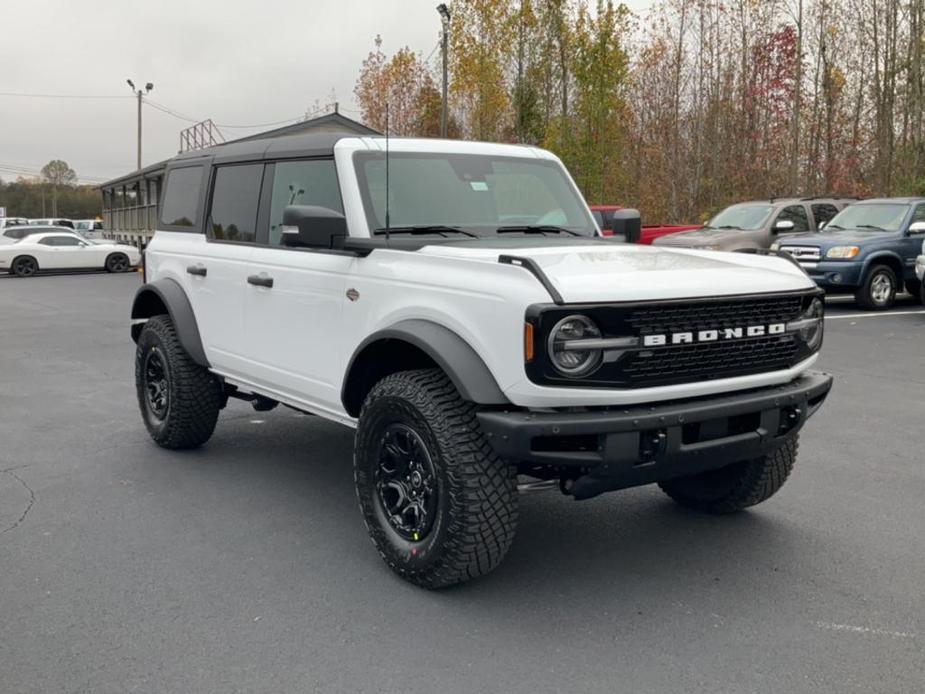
xmin=437 ymin=4 xmax=450 ymax=138
xmin=126 ymin=79 xmax=154 ymax=170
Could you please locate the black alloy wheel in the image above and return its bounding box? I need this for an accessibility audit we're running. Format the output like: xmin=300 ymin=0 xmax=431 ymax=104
xmin=143 ymin=347 xmax=170 ymax=421
xmin=106 ymin=253 xmax=130 ymax=273
xmin=375 ymin=423 xmax=439 ymax=542
xmin=12 ymin=256 xmax=38 ymax=277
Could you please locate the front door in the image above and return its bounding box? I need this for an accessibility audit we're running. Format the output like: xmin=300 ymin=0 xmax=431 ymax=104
xmin=241 ymin=158 xmax=354 ymax=416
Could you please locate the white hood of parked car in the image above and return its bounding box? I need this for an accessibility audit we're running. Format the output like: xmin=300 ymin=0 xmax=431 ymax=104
xmin=417 ymin=243 xmax=814 ymax=302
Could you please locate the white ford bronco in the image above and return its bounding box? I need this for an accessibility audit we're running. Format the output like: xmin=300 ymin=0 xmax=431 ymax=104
xmin=132 ymin=133 xmax=833 ymax=588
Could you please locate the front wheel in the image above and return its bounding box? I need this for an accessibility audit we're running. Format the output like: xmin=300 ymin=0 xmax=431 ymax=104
xmin=659 ymin=436 xmax=798 ymax=514
xmin=855 ymin=264 xmax=896 ymax=310
xmin=11 ymin=256 xmax=38 ymax=277
xmin=354 ymin=369 xmax=518 ymax=589
xmin=135 ymin=315 xmax=223 ymax=449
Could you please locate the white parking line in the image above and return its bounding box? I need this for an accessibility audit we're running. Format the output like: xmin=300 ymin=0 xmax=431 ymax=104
xmin=827 ymin=310 xmax=925 ymax=320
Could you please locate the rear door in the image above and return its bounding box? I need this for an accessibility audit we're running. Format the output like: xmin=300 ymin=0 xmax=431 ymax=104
xmin=241 ymin=158 xmax=353 ymax=414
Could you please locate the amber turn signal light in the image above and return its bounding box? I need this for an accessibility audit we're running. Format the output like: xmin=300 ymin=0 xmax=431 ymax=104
xmin=524 ymin=322 xmax=535 ymax=362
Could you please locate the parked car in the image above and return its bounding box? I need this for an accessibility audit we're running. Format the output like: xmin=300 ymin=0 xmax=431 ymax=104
xmin=0 ymin=217 xmax=29 ymax=228
xmin=0 ymin=231 xmax=139 ymax=276
xmin=589 ymin=205 xmax=701 ymax=244
xmin=772 ymin=197 xmax=925 ymax=309
xmin=73 ymin=219 xmax=105 ymax=239
xmin=130 ymin=132 xmax=832 ymax=588
xmin=29 ymin=218 xmax=74 ymax=228
xmin=653 ymin=197 xmax=853 ymax=252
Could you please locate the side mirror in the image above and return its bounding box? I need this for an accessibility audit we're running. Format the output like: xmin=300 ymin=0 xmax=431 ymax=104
xmin=281 ymin=205 xmax=347 ymax=249
xmin=817 ymin=220 xmax=827 ymax=230
xmin=907 ymin=221 xmax=925 ymax=236
xmin=774 ymin=219 xmax=795 ymax=233
xmin=611 ymin=208 xmax=642 ymax=243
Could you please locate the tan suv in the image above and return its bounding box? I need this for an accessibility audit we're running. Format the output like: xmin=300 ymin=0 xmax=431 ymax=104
xmin=653 ymin=197 xmax=855 ymax=253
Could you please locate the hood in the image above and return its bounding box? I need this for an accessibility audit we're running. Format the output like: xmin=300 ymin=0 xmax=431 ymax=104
xmin=778 ymin=230 xmax=900 ymax=248
xmin=654 ymin=227 xmax=752 ymax=247
xmin=418 ymin=242 xmax=812 ymax=303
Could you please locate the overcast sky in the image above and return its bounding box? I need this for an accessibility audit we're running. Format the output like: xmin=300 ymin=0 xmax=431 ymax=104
xmin=1 ymin=0 xmax=650 ymax=184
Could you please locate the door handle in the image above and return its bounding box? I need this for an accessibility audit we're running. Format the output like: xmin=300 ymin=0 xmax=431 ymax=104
xmin=247 ymin=274 xmax=274 ymax=288
xmin=186 ymin=264 xmax=207 ymax=277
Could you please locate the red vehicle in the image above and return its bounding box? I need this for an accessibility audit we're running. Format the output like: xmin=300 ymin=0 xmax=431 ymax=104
xmin=590 ymin=205 xmax=702 ymax=245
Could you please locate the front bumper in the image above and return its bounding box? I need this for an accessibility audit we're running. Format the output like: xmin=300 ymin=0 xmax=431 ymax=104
xmin=803 ymin=261 xmax=864 ymax=289
xmin=477 ymin=371 xmax=833 ymax=499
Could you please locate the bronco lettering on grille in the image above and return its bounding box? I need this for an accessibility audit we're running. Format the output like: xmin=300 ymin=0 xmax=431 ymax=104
xmin=642 ymin=323 xmax=786 ymax=347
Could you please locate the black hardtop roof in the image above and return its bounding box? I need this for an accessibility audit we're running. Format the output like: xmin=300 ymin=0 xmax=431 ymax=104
xmin=169 ymin=131 xmax=354 ymax=168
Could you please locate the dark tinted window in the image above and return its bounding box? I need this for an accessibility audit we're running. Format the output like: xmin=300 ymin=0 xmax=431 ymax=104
xmin=911 ymin=204 xmax=925 ymax=224
xmin=53 ymin=236 xmax=82 ymax=246
xmin=160 ymin=166 xmax=203 ymax=228
xmin=267 ymin=160 xmax=342 ymax=246
xmin=811 ymin=204 xmax=839 ymax=226
xmin=209 ymin=164 xmax=264 ymax=243
xmin=777 ymin=205 xmax=810 ymax=232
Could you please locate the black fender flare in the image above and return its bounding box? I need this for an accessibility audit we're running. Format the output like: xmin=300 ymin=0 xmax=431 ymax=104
xmin=342 ymin=319 xmax=509 ymax=416
xmin=130 ymin=278 xmax=209 ymax=367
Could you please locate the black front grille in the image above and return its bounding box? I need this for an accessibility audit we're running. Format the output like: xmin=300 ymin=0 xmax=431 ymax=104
xmin=627 ymin=295 xmax=803 ymax=335
xmin=527 ymin=291 xmax=818 ymax=389
xmin=622 ymin=335 xmax=800 ymax=385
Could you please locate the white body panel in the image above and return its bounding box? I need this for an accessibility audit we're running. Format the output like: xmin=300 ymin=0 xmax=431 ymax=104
xmin=142 ymin=137 xmax=819 ymax=425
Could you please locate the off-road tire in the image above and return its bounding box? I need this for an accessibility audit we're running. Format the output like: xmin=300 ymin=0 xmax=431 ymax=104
xmin=658 ymin=436 xmax=798 ymax=514
xmin=11 ymin=255 xmax=38 ymax=277
xmin=354 ymin=368 xmax=518 ymax=589
xmin=135 ymin=314 xmax=222 ymax=449
xmin=855 ymin=264 xmax=896 ymax=310
xmin=105 ymin=252 xmax=130 ymax=273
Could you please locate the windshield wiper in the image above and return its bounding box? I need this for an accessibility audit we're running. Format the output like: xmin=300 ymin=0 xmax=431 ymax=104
xmin=824 ymin=224 xmax=843 ymax=230
xmin=712 ymin=225 xmax=740 ymax=230
xmin=373 ymin=225 xmax=477 ymax=237
xmin=496 ymin=225 xmax=581 ymax=236
xmin=856 ymin=224 xmax=887 ymax=232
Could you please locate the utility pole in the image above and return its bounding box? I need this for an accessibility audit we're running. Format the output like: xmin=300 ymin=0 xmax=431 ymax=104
xmin=437 ymin=4 xmax=451 ymax=138
xmin=126 ymin=79 xmax=154 ymax=170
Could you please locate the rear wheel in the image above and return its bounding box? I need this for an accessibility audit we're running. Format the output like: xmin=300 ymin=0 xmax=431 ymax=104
xmin=105 ymin=253 xmax=130 ymax=273
xmin=11 ymin=256 xmax=38 ymax=277
xmin=855 ymin=264 xmax=896 ymax=310
xmin=135 ymin=314 xmax=223 ymax=449
xmin=659 ymin=436 xmax=798 ymax=514
xmin=354 ymin=368 xmax=518 ymax=588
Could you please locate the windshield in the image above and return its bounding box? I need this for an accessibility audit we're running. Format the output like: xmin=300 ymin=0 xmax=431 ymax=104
xmin=353 ymin=152 xmax=597 ymax=237
xmin=824 ymin=203 xmax=909 ymax=232
xmin=705 ymin=203 xmax=773 ymax=231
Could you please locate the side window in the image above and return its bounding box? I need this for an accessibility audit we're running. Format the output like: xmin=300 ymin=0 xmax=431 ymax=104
xmin=54 ymin=236 xmax=82 ymax=246
xmin=591 ymin=210 xmax=604 ymax=228
xmin=267 ymin=159 xmax=342 ymax=247
xmin=160 ymin=166 xmax=203 ymax=228
xmin=811 ymin=203 xmax=839 ymax=227
xmin=38 ymin=237 xmax=57 ymax=246
xmin=777 ymin=205 xmax=809 ymax=232
xmin=910 ymin=204 xmax=925 ymax=224
xmin=208 ymin=164 xmax=264 ymax=243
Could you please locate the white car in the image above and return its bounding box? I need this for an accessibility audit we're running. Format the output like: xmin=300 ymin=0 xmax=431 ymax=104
xmin=915 ymin=238 xmax=925 ymax=303
xmin=131 ymin=133 xmax=833 ymax=588
xmin=0 ymin=232 xmax=140 ymax=277
xmin=73 ymin=219 xmax=105 ymax=239
xmin=0 ymin=217 xmax=29 ymax=228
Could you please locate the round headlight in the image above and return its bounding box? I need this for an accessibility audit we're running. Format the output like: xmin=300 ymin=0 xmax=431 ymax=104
xmin=547 ymin=315 xmax=603 ymax=377
xmin=801 ymin=297 xmax=824 ymax=349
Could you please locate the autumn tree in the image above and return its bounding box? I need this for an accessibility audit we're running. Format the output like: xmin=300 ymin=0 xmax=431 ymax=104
xmin=40 ymin=159 xmax=77 ymax=216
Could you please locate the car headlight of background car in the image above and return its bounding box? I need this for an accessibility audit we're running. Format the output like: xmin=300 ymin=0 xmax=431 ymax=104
xmin=825 ymin=245 xmax=860 ymax=259
xmin=547 ymin=314 xmax=604 ymax=377
xmin=787 ymin=296 xmax=824 ymax=350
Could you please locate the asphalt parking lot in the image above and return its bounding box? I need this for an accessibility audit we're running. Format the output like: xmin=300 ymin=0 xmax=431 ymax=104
xmin=1 ymin=271 xmax=923 ymax=694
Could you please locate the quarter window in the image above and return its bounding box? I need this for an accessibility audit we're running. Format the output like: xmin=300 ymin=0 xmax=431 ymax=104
xmin=160 ymin=166 xmax=203 ymax=228
xmin=777 ymin=205 xmax=810 ymax=232
xmin=267 ymin=160 xmax=342 ymax=247
xmin=209 ymin=164 xmax=264 ymax=243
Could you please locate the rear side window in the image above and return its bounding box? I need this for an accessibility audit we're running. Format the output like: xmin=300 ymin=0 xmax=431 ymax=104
xmin=811 ymin=203 xmax=839 ymax=226
xmin=267 ymin=160 xmax=342 ymax=246
xmin=209 ymin=164 xmax=264 ymax=243
xmin=777 ymin=205 xmax=810 ymax=232
xmin=160 ymin=166 xmax=203 ymax=228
